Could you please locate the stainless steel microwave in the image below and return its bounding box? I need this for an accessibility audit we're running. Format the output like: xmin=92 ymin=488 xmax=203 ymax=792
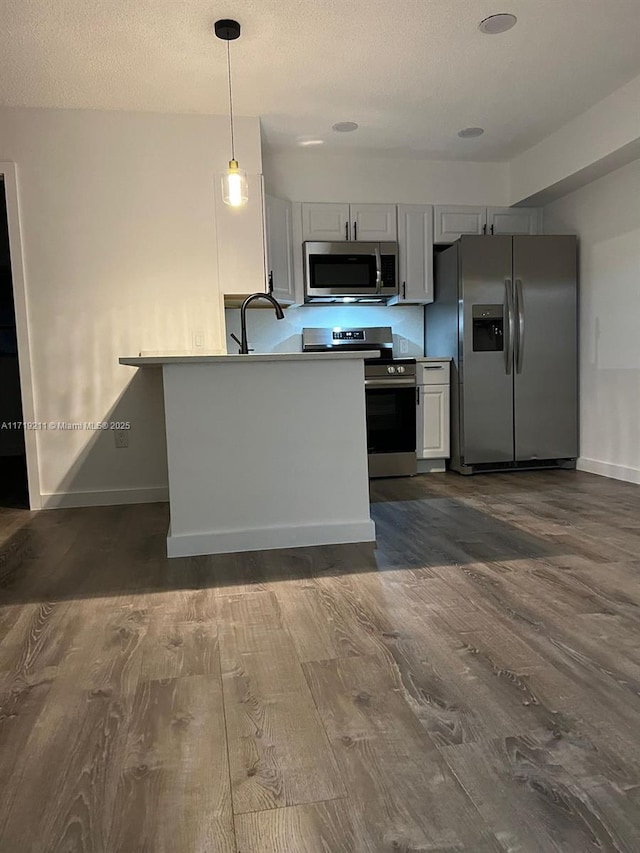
xmin=304 ymin=241 xmax=399 ymax=303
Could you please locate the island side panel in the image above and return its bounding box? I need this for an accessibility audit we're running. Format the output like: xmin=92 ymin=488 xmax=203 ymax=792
xmin=161 ymin=359 xmax=375 ymax=556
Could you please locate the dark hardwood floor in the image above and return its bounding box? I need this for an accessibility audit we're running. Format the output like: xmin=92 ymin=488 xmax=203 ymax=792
xmin=1 ymin=470 xmax=640 ymax=852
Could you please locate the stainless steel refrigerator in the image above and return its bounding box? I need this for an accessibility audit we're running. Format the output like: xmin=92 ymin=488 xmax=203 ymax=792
xmin=426 ymin=235 xmax=578 ymax=474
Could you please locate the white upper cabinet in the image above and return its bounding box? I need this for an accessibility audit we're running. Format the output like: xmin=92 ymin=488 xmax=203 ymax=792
xmin=435 ymin=205 xmax=543 ymax=243
xmin=216 ymin=174 xmax=268 ymax=297
xmin=434 ymin=205 xmax=487 ymax=243
xmin=487 ymin=207 xmax=542 ymax=235
xmin=301 ymin=203 xmax=350 ymax=241
xmin=265 ymin=194 xmax=295 ymax=305
xmin=301 ymin=202 xmax=397 ymax=241
xmin=394 ymin=205 xmax=434 ymax=304
xmin=350 ymin=204 xmax=397 ymax=241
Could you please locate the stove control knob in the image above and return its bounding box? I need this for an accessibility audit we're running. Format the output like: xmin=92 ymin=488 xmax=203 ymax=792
xmin=397 ymin=365 xmax=406 ymax=374
xmin=387 ymin=365 xmax=396 ymax=374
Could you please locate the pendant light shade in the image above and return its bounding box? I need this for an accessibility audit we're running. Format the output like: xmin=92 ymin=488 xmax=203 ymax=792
xmin=215 ymin=19 xmax=248 ymax=208
xmin=222 ymin=159 xmax=248 ymax=207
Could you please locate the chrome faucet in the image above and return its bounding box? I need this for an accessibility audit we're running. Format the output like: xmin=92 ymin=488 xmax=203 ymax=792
xmin=230 ymin=292 xmax=285 ymax=354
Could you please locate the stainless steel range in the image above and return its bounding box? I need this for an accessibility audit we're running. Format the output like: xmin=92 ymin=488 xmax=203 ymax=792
xmin=302 ymin=326 xmax=417 ymax=478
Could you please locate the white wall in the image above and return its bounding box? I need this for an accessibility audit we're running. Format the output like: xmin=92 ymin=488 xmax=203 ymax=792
xmin=510 ymin=73 xmax=640 ymax=206
xmin=544 ymin=158 xmax=640 ymax=485
xmin=0 ymin=107 xmax=262 ymax=505
xmin=263 ymin=149 xmax=509 ymax=205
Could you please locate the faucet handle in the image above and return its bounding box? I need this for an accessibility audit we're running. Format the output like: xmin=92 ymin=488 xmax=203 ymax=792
xmin=229 ymin=333 xmax=242 ymax=353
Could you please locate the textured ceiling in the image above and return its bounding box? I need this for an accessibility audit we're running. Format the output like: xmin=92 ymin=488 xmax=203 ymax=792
xmin=1 ymin=0 xmax=640 ymax=161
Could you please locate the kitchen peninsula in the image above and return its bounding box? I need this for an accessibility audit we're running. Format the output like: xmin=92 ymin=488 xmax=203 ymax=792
xmin=119 ymin=352 xmax=377 ymax=557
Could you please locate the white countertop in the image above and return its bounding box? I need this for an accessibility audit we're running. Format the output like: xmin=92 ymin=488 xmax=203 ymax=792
xmin=120 ymin=351 xmax=381 ymax=366
xmin=415 ymin=356 xmax=452 ymax=362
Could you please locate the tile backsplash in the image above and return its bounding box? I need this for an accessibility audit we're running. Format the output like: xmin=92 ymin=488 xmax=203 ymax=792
xmin=224 ymin=304 xmax=425 ymax=355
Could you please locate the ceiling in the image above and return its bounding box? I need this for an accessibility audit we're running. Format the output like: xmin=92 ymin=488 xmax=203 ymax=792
xmin=2 ymin=0 xmax=640 ymax=161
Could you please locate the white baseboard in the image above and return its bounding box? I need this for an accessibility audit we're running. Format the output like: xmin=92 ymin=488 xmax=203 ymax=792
xmin=40 ymin=486 xmax=169 ymax=509
xmin=167 ymin=519 xmax=376 ymax=558
xmin=577 ymin=457 xmax=640 ymax=485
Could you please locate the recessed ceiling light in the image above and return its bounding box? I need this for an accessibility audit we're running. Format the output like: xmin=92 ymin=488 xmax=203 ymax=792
xmin=298 ymin=138 xmax=324 ymax=147
xmin=479 ymin=13 xmax=517 ymax=34
xmin=458 ymin=127 xmax=485 ymax=138
xmin=332 ymin=121 xmax=359 ymax=133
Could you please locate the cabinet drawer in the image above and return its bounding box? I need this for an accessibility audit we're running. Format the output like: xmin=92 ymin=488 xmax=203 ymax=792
xmin=417 ymin=361 xmax=450 ymax=385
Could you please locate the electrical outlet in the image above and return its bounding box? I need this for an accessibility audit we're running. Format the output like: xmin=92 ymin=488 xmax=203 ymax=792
xmin=114 ymin=430 xmax=129 ymax=449
xmin=399 ymin=337 xmax=409 ymax=354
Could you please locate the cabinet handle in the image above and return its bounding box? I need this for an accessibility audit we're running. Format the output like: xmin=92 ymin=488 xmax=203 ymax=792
xmin=490 ymin=224 xmax=494 ymax=235
xmin=268 ymin=271 xmax=274 ymax=293
xmin=424 ymin=365 xmax=444 ymax=370
xmin=345 ymin=221 xmax=349 ymax=240
xmin=482 ymin=223 xmax=486 ymax=234
xmin=402 ymin=281 xmax=406 ymax=299
xmin=353 ymin=221 xmax=357 ymax=241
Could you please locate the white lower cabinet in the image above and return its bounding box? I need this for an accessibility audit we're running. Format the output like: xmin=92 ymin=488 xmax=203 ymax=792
xmin=416 ymin=361 xmax=451 ymax=466
xmin=418 ymin=385 xmax=450 ymax=458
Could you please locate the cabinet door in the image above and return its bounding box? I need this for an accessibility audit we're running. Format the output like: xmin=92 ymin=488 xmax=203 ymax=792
xmin=417 ymin=384 xmax=450 ymax=459
xmin=291 ymin=202 xmax=305 ymax=305
xmin=396 ymin=205 xmax=433 ymax=303
xmin=487 ymin=207 xmax=541 ymax=235
xmin=301 ymin=202 xmax=350 ymax=241
xmin=434 ymin=205 xmax=487 ymax=243
xmin=216 ymin=174 xmax=267 ymax=297
xmin=265 ymin=194 xmax=295 ymax=305
xmin=350 ymin=203 xmax=397 ymax=241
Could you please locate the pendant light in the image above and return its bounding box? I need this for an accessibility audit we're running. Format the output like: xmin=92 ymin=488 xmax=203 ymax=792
xmin=215 ymin=19 xmax=248 ymax=207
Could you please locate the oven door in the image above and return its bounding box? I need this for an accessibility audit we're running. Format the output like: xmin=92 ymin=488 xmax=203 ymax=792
xmin=304 ymin=241 xmax=382 ymax=298
xmin=365 ymin=379 xmax=417 ymax=477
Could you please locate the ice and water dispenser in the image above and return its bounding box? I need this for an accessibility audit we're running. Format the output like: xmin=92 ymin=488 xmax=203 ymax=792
xmin=472 ymin=305 xmax=504 ymax=352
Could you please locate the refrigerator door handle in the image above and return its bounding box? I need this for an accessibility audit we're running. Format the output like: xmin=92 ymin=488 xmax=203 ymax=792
xmin=505 ymin=278 xmax=514 ymax=375
xmin=515 ymin=278 xmax=525 ymax=373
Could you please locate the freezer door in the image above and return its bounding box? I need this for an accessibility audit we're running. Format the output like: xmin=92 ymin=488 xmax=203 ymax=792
xmin=513 ymin=236 xmax=578 ymax=461
xmin=460 ymin=236 xmax=515 ymax=464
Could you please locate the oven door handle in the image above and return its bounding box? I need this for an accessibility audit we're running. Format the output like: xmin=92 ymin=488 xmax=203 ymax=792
xmin=365 ymin=378 xmax=417 ymax=388
xmin=374 ymin=244 xmax=382 ymax=291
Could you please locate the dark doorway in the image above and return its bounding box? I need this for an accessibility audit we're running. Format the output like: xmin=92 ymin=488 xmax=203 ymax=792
xmin=0 ymin=178 xmax=28 ymax=508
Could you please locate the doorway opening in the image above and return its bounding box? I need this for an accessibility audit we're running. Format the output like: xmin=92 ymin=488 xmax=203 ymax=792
xmin=0 ymin=177 xmax=28 ymax=508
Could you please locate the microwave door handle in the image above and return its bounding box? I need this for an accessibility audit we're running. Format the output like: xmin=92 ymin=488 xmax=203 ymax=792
xmin=374 ymin=245 xmax=382 ymax=291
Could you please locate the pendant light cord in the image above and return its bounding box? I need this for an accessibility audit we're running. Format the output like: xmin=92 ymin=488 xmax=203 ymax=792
xmin=226 ymin=40 xmax=235 ymax=161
